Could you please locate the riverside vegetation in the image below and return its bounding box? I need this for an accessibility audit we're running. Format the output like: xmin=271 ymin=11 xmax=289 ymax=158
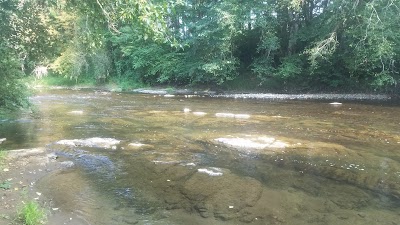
xmin=1 ymin=0 xmax=400 ymax=111
xmin=0 ymin=149 xmax=47 ymax=225
xmin=17 ymin=200 xmax=47 ymax=225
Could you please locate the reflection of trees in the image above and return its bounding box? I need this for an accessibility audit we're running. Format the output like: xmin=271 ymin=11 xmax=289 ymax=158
xmin=0 ymin=119 xmax=38 ymax=149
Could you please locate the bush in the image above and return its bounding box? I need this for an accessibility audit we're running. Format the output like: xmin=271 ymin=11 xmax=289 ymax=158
xmin=0 ymin=44 xmax=29 ymax=110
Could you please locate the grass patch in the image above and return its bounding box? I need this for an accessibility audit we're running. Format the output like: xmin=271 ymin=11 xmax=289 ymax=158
xmin=0 ymin=150 xmax=6 ymax=161
xmin=0 ymin=149 xmax=7 ymax=167
xmin=17 ymin=200 xmax=47 ymax=225
xmin=0 ymin=181 xmax=11 ymax=190
xmin=165 ymin=87 xmax=175 ymax=94
xmin=108 ymin=76 xmax=146 ymax=91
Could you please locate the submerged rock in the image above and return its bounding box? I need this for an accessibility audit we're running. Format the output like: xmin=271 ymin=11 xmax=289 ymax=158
xmin=127 ymin=142 xmax=154 ymax=150
xmin=214 ymin=136 xmax=288 ymax=152
xmin=60 ymin=161 xmax=75 ymax=168
xmin=75 ymin=154 xmax=116 ymax=179
xmin=214 ymin=136 xmax=400 ymax=200
xmin=181 ymin=168 xmax=263 ymax=220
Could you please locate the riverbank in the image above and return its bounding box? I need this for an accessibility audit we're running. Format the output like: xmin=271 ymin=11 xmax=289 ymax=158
xmin=0 ymin=147 xmax=85 ymax=225
xmin=28 ymin=75 xmax=398 ymax=101
xmin=31 ymin=84 xmax=395 ymax=102
xmin=0 ymin=148 xmax=49 ymax=224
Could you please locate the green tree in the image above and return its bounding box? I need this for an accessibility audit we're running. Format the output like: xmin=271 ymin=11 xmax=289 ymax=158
xmin=0 ymin=0 xmax=29 ymax=110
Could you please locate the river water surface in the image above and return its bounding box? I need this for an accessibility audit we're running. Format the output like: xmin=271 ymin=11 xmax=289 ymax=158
xmin=1 ymin=89 xmax=400 ymax=225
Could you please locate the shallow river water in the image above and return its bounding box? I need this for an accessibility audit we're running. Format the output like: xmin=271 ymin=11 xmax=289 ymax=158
xmin=1 ymin=89 xmax=400 ymax=225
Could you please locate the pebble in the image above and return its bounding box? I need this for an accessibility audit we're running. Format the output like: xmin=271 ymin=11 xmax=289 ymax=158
xmin=3 ymin=168 xmax=9 ymax=172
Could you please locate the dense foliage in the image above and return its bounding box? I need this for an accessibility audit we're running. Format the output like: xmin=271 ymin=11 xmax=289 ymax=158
xmin=1 ymin=0 xmax=400 ymax=103
xmin=0 ymin=0 xmax=29 ymax=109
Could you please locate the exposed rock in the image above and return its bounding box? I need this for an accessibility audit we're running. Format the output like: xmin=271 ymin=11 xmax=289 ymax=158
xmin=56 ymin=137 xmax=120 ymax=149
xmin=132 ymin=89 xmax=168 ymax=95
xmin=127 ymin=142 xmax=154 ymax=150
xmin=0 ymin=138 xmax=6 ymax=144
xmin=6 ymin=148 xmax=46 ymax=159
xmin=197 ymin=167 xmax=224 ymax=176
xmin=47 ymin=152 xmax=58 ymax=160
xmin=215 ymin=113 xmax=251 ymax=119
xmin=68 ymin=110 xmax=84 ymax=115
xmin=215 ymin=113 xmax=235 ymax=118
xmin=192 ymin=112 xmax=207 ymax=116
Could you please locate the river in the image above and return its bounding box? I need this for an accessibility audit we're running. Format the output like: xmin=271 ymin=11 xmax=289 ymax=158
xmin=1 ymin=89 xmax=400 ymax=225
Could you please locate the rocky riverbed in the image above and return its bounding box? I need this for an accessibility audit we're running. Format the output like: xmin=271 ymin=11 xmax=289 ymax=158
xmin=1 ymin=88 xmax=400 ymax=224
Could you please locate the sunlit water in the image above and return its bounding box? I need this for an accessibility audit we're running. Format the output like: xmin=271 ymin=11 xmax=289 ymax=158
xmin=1 ymin=89 xmax=400 ymax=225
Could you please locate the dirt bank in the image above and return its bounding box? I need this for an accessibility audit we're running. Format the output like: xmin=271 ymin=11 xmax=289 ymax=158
xmin=0 ymin=148 xmax=82 ymax=225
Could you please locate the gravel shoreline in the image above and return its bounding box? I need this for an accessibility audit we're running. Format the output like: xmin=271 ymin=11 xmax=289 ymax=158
xmin=132 ymin=88 xmax=393 ymax=101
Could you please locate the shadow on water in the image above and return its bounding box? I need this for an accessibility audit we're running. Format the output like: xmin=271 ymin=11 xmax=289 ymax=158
xmin=3 ymin=89 xmax=400 ymax=225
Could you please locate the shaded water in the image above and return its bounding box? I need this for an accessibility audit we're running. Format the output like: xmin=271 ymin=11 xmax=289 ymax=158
xmin=1 ymin=89 xmax=400 ymax=224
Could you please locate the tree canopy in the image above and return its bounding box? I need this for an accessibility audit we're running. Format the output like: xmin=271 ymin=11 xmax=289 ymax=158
xmin=1 ymin=0 xmax=400 ymax=108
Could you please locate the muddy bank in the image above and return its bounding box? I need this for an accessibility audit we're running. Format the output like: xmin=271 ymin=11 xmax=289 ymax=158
xmin=0 ymin=148 xmax=91 ymax=225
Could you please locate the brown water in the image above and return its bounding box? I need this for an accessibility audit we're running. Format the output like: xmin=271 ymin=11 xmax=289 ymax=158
xmin=1 ymin=89 xmax=400 ymax=225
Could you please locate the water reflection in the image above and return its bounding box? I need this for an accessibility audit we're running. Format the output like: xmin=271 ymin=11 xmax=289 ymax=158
xmin=2 ymin=89 xmax=400 ymax=224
